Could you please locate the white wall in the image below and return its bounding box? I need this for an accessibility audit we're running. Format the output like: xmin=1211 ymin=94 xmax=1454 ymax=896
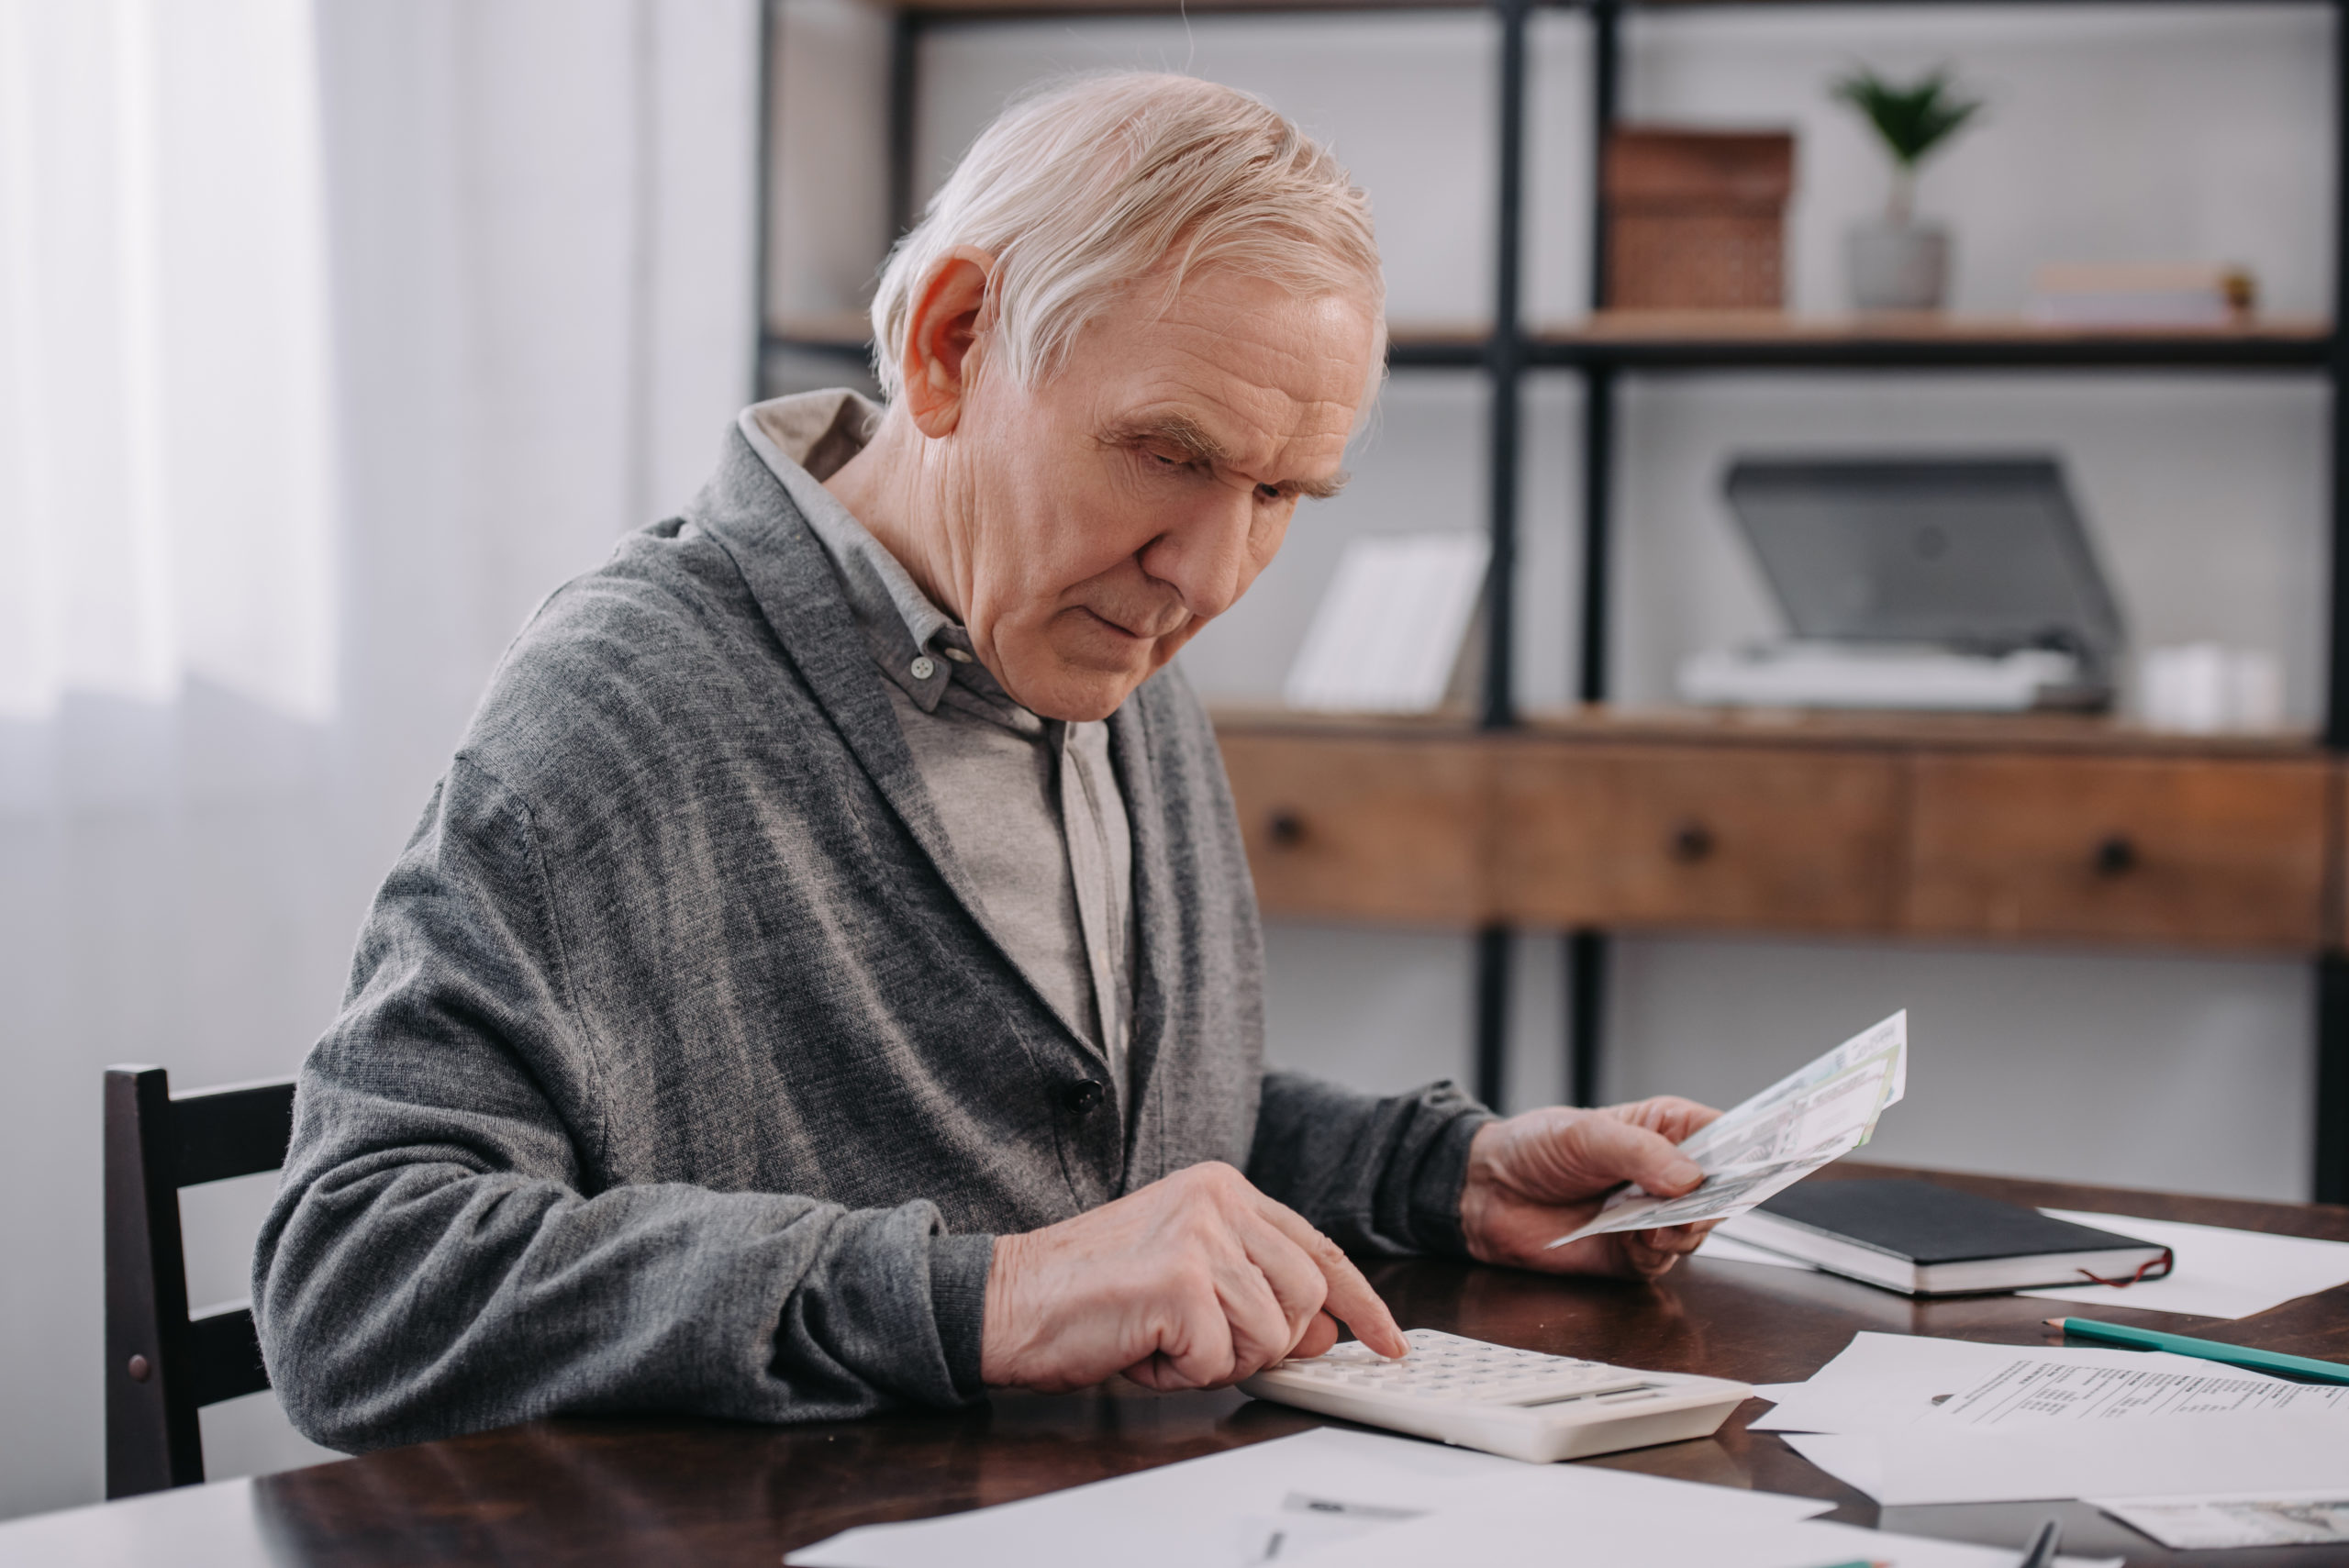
xmin=0 ymin=0 xmax=761 ymax=1522
xmin=874 ymin=5 xmax=2336 ymax=1206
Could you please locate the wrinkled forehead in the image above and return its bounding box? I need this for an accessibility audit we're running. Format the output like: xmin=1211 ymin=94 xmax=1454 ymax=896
xmin=1059 ymin=270 xmax=1381 ymax=476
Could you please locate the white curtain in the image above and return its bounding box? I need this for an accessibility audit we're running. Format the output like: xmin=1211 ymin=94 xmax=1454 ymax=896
xmin=0 ymin=0 xmax=335 ymax=727
xmin=0 ymin=0 xmax=761 ymax=1518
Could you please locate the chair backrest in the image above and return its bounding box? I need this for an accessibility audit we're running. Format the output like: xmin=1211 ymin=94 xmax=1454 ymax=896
xmin=104 ymin=1065 xmax=297 ymax=1499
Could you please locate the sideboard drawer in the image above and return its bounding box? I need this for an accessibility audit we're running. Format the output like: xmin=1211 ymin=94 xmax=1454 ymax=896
xmin=1495 ymin=742 xmax=1901 ymax=931
xmin=1904 ymin=754 xmax=2332 ymax=950
xmin=1219 ymin=732 xmax=1490 ymax=925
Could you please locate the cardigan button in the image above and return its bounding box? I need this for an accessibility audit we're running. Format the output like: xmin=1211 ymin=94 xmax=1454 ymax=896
xmin=1058 ymin=1079 xmax=1106 ymax=1113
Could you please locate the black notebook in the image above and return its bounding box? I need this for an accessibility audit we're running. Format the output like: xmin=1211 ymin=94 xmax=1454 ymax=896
xmin=1721 ymin=1178 xmax=2174 ymax=1297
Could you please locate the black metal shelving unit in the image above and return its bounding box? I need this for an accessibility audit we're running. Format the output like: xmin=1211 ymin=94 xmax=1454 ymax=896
xmin=760 ymin=0 xmax=2349 ymax=1201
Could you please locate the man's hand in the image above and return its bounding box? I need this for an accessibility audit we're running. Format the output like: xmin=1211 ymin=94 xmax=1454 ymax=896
xmin=1460 ymin=1097 xmax=1722 ymax=1280
xmin=981 ymin=1162 xmax=1408 ymax=1393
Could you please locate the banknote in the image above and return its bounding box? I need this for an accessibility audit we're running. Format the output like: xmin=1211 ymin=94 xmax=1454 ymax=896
xmin=1547 ymin=1011 xmax=1908 ymax=1247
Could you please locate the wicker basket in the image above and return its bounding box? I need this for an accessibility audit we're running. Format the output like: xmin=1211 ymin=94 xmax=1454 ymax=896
xmin=1604 ymin=128 xmax=1795 ymax=311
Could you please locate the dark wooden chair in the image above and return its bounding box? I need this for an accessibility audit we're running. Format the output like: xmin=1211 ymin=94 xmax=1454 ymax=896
xmin=104 ymin=1064 xmax=297 ymax=1498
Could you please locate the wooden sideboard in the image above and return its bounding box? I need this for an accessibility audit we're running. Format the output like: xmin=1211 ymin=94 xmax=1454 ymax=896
xmin=1216 ymin=708 xmax=2343 ymax=953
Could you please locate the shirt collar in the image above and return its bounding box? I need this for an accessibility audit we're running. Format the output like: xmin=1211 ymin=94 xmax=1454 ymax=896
xmin=738 ymin=390 xmax=999 ymax=716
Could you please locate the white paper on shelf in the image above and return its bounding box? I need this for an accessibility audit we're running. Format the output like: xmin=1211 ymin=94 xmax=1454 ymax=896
xmin=2094 ymin=1491 xmax=2349 ymax=1550
xmin=1282 ymin=532 xmax=1488 ymax=714
xmin=785 ymin=1427 xmax=1828 ymax=1568
xmin=2020 ymin=1208 xmax=2349 ymax=1319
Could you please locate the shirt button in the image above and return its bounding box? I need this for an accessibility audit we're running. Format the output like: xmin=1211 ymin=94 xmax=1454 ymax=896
xmin=909 ymin=655 xmax=936 ymax=681
xmin=1058 ymin=1079 xmax=1106 ymax=1113
xmin=941 ymin=647 xmax=972 ymax=664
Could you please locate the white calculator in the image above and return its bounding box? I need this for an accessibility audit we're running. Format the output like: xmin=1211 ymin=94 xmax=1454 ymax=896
xmin=1238 ymin=1328 xmax=1752 ymax=1464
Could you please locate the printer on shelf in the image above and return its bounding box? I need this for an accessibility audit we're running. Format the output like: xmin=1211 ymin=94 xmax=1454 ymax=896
xmin=1679 ymin=456 xmax=2124 ymax=713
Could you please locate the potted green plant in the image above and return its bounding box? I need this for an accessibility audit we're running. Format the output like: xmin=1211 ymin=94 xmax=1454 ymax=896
xmin=1831 ymin=66 xmax=1982 ymax=311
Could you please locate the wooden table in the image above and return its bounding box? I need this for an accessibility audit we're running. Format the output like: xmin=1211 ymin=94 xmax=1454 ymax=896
xmin=8 ymin=1162 xmax=2348 ymax=1566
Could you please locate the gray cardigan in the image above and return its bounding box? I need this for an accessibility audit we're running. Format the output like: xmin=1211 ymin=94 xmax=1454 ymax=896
xmin=252 ymin=428 xmax=1491 ymax=1452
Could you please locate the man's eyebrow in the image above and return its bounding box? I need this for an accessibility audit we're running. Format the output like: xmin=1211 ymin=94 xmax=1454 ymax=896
xmin=1106 ymin=414 xmax=1349 ymax=500
xmin=1104 ymin=413 xmax=1232 ymax=464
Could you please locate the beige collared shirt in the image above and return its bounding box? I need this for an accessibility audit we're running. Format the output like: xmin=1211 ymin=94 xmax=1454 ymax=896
xmin=739 ymin=392 xmax=1134 ymax=1099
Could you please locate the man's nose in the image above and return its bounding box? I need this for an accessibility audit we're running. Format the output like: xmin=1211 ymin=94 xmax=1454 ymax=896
xmin=1139 ymin=490 xmax=1256 ymax=622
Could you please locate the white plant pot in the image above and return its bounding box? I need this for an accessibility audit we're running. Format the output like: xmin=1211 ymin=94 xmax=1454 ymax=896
xmin=1846 ymin=222 xmax=1950 ymax=312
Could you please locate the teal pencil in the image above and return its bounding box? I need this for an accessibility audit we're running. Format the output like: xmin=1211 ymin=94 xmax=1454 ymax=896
xmin=2045 ymin=1317 xmax=2349 ymax=1385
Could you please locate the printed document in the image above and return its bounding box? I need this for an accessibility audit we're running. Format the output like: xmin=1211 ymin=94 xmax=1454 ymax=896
xmin=2094 ymin=1492 xmax=2349 ymax=1550
xmin=1747 ymin=1331 xmax=2277 ymax=1438
xmin=1924 ymin=1357 xmax=2349 ymax=1429
xmin=1756 ymin=1330 xmax=2349 ymax=1505
xmin=1551 ymin=1012 xmax=1906 ymax=1246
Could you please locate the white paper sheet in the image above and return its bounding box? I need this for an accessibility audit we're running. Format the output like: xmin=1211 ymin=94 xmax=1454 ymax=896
xmin=1694 ymin=1231 xmax=1819 ymax=1271
xmin=1316 ymin=1473 xmax=2115 ymax=1568
xmin=1765 ymin=1335 xmax=2349 ymax=1506
xmin=785 ymin=1428 xmax=1829 ymax=1568
xmin=1746 ymin=1331 xmax=2269 ymax=1436
xmin=1924 ymin=1356 xmax=2349 ymax=1429
xmin=2020 ymin=1208 xmax=2349 ymax=1320
xmin=2095 ymin=1491 xmax=2349 ymax=1550
xmin=1793 ymin=1418 xmax=2349 ymax=1508
xmin=1782 ymin=1432 xmax=1885 ymax=1499
xmin=1747 ymin=1382 xmax=1811 ymax=1403
xmin=1871 ymin=1414 xmax=2349 ymax=1505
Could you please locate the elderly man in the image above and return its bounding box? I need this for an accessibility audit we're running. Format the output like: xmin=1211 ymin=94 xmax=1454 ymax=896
xmin=256 ymin=72 xmax=1718 ymax=1451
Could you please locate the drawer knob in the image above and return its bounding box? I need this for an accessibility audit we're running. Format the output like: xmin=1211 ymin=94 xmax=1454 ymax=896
xmin=1267 ymin=810 xmax=1307 ymax=847
xmin=1669 ymin=822 xmax=1715 ymax=863
xmin=2093 ymin=835 xmax=2138 ymax=877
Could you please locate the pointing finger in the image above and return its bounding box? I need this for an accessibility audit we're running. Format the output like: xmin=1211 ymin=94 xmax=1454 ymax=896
xmin=1249 ymin=1194 xmax=1408 ymax=1358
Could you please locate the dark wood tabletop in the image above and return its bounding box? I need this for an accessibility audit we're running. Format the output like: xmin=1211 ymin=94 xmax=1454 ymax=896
xmin=8 ymin=1161 xmax=2348 ymax=1566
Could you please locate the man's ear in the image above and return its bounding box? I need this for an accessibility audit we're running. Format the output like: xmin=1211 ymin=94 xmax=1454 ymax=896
xmin=897 ymin=249 xmax=995 ymax=439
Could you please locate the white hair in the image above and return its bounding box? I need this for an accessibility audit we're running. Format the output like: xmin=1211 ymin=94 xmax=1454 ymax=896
xmin=870 ymin=72 xmax=1386 ymax=403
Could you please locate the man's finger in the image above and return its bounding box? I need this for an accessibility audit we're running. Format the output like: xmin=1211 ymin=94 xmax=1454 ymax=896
xmin=1248 ymin=1195 xmax=1408 ymax=1358
xmin=1231 ymin=1208 xmax=1334 ymax=1355
xmin=1575 ymin=1117 xmax=1705 ymax=1199
xmin=1632 ymin=1218 xmax=1712 ymax=1251
xmin=1291 ymin=1311 xmax=1341 ymax=1361
xmin=1214 ymin=1225 xmax=1319 ymax=1376
xmin=1152 ymin=1276 xmax=1244 ymax=1389
xmin=1602 ymin=1095 xmax=1721 ymax=1144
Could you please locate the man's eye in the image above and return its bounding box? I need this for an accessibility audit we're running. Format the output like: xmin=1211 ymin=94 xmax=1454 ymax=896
xmin=1255 ymin=483 xmax=1284 ymax=502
